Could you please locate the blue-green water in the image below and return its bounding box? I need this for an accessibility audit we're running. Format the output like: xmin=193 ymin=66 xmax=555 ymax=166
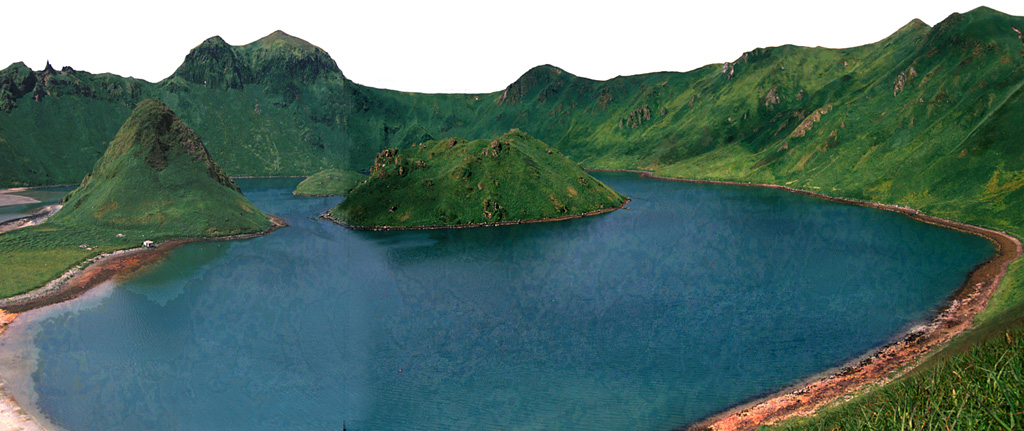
xmin=0 ymin=187 xmax=73 ymax=224
xmin=0 ymin=175 xmax=993 ymax=431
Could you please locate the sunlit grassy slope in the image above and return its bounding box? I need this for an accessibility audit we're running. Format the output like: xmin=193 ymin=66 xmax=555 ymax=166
xmin=2 ymin=7 xmax=1024 ymax=427
xmin=330 ymin=130 xmax=626 ymax=228
xmin=0 ymin=99 xmax=271 ymax=297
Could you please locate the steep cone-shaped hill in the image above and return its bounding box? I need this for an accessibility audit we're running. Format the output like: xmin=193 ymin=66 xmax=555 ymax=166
xmin=329 ymin=129 xmax=627 ymax=229
xmin=49 ymin=99 xmax=272 ymax=236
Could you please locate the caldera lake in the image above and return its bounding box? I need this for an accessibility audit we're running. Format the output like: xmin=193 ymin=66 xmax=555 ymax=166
xmin=0 ymin=174 xmax=994 ymax=430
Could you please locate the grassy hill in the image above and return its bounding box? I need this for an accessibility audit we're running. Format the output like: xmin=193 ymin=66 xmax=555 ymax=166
xmin=0 ymin=99 xmax=272 ymax=297
xmin=2 ymin=6 xmax=1024 ymax=428
xmin=329 ymin=130 xmax=626 ymax=228
xmin=293 ymin=168 xmax=366 ymax=196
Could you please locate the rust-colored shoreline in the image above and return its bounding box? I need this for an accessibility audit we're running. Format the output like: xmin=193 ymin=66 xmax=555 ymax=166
xmin=589 ymin=169 xmax=1022 ymax=431
xmin=0 ymin=215 xmax=286 ymax=430
xmin=0 ymin=215 xmax=287 ymax=314
xmin=320 ymin=198 xmax=630 ymax=231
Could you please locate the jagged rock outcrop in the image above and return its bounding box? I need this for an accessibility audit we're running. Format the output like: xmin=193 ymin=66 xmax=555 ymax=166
xmin=619 ymin=105 xmax=653 ymax=129
xmin=765 ymin=86 xmax=780 ymax=107
xmin=893 ymin=66 xmax=918 ymax=96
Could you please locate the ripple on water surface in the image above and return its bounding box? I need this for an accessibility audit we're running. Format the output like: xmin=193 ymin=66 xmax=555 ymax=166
xmin=0 ymin=175 xmax=994 ymax=431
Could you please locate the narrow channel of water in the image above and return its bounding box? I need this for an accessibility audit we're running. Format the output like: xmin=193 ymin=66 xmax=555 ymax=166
xmin=0 ymin=187 xmax=73 ymax=224
xmin=0 ymin=174 xmax=993 ymax=430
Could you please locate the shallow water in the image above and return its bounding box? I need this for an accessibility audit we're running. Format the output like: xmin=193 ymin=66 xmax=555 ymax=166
xmin=0 ymin=174 xmax=993 ymax=431
xmin=0 ymin=187 xmax=73 ymax=224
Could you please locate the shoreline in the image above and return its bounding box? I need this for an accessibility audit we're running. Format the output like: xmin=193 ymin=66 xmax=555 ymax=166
xmin=320 ymin=198 xmax=630 ymax=231
xmin=0 ymin=215 xmax=287 ymax=430
xmin=0 ymin=205 xmax=62 ymax=235
xmin=0 ymin=215 xmax=287 ymax=313
xmin=588 ymin=169 xmax=1022 ymax=430
xmin=1 ymin=170 xmax=1018 ymax=430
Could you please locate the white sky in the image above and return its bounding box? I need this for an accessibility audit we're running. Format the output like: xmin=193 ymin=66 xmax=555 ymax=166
xmin=4 ymin=1 xmax=1023 ymax=94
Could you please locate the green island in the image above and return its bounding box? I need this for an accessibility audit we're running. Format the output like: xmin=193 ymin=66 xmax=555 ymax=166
xmin=0 ymin=99 xmax=273 ymax=298
xmin=328 ymin=130 xmax=627 ymax=229
xmin=293 ymin=168 xmax=366 ymax=196
xmin=1 ymin=6 xmax=1024 ymax=429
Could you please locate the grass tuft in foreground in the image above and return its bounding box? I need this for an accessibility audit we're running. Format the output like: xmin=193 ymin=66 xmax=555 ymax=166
xmin=769 ymin=323 xmax=1024 ymax=431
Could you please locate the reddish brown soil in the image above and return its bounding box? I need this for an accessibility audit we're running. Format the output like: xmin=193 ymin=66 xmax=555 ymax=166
xmin=0 ymin=216 xmax=286 ymax=314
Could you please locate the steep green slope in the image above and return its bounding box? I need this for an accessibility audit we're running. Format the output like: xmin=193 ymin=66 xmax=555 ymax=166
xmin=0 ymin=99 xmax=272 ymax=297
xmin=50 ymin=99 xmax=271 ymax=234
xmin=2 ymin=10 xmax=1023 ymax=191
xmin=329 ymin=130 xmax=627 ymax=228
xmin=0 ymin=7 xmax=1023 ymax=427
xmin=293 ymin=168 xmax=366 ymax=196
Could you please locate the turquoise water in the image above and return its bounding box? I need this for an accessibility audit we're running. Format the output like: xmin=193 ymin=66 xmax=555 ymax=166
xmin=2 ymin=174 xmax=993 ymax=430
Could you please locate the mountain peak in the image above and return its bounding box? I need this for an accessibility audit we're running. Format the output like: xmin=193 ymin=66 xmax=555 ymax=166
xmin=928 ymin=6 xmax=1024 ymax=50
xmin=170 ymin=31 xmax=342 ymax=89
xmin=101 ymin=99 xmax=237 ymax=190
xmin=171 ymin=35 xmax=253 ymax=89
xmin=240 ymin=30 xmax=342 ymax=84
xmin=498 ymin=64 xmax=574 ymax=105
xmin=250 ymin=30 xmax=317 ymax=50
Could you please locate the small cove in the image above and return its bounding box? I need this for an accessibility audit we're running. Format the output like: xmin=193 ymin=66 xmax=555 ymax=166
xmin=0 ymin=174 xmax=995 ymax=430
xmin=0 ymin=187 xmax=73 ymax=224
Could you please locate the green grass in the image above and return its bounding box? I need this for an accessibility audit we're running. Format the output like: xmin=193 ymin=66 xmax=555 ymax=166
xmin=1 ymin=6 xmax=1024 ymax=427
xmin=768 ymin=323 xmax=1024 ymax=431
xmin=0 ymin=224 xmax=157 ymax=297
xmin=0 ymin=100 xmax=272 ymax=297
xmin=330 ymin=130 xmax=626 ymax=228
xmin=293 ymin=168 xmax=366 ymax=196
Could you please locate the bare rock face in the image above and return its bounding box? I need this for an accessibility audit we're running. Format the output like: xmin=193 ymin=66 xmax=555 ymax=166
xmin=1015 ymin=26 xmax=1024 ymax=56
xmin=619 ymin=105 xmax=653 ymax=129
xmin=765 ymin=87 xmax=780 ymax=107
xmin=893 ymin=66 xmax=918 ymax=96
xmin=721 ymin=62 xmax=735 ymax=79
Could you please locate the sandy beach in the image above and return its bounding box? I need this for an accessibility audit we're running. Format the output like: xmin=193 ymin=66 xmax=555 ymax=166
xmin=0 ymin=195 xmax=38 ymax=208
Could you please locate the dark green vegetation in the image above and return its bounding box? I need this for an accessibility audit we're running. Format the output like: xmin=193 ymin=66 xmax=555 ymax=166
xmin=329 ymin=130 xmax=626 ymax=228
xmin=0 ymin=100 xmax=271 ymax=297
xmin=293 ymin=168 xmax=365 ymax=196
xmin=2 ymin=6 xmax=1024 ymax=426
